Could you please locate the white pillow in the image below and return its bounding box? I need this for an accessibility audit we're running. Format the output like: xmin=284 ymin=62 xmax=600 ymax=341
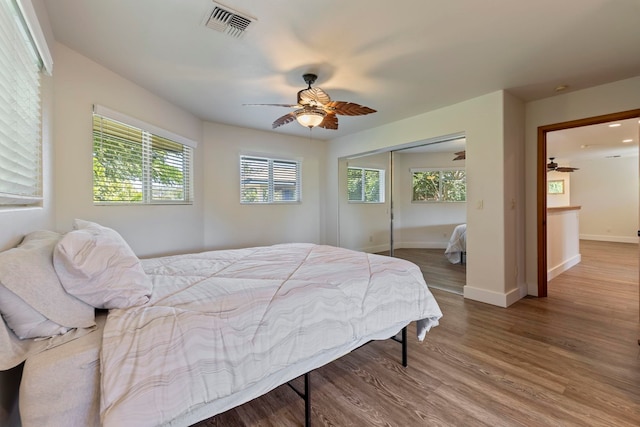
xmin=53 ymin=220 xmax=152 ymax=309
xmin=0 ymin=286 xmax=68 ymax=339
xmin=0 ymin=230 xmax=95 ymax=339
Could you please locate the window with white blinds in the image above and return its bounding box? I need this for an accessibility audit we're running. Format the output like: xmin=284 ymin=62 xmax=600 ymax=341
xmin=240 ymin=156 xmax=301 ymax=204
xmin=347 ymin=167 xmax=385 ymax=203
xmin=92 ymin=106 xmax=195 ymax=204
xmin=0 ymin=0 xmax=50 ymax=206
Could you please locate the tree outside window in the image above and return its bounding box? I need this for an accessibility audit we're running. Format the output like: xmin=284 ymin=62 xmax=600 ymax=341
xmin=348 ymin=167 xmax=385 ymax=203
xmin=93 ymin=114 xmax=192 ymax=204
xmin=412 ymin=169 xmax=466 ymax=202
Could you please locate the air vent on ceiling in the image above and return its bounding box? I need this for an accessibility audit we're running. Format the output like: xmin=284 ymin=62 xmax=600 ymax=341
xmin=205 ymin=2 xmax=255 ymax=38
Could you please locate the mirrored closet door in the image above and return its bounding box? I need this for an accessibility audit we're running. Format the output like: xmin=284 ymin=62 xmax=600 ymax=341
xmin=337 ymin=136 xmax=467 ymax=294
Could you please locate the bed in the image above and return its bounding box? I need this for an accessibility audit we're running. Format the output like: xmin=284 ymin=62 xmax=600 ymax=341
xmin=444 ymin=223 xmax=466 ymax=264
xmin=1 ymin=221 xmax=443 ymax=427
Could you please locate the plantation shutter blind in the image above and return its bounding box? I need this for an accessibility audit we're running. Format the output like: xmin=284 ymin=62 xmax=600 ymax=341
xmin=0 ymin=0 xmax=51 ymax=205
xmin=240 ymin=157 xmax=269 ymax=203
xmin=272 ymin=159 xmax=299 ymax=202
xmin=92 ymin=115 xmax=144 ymax=202
xmin=150 ymin=134 xmax=193 ymax=201
xmin=92 ymin=105 xmax=196 ymax=204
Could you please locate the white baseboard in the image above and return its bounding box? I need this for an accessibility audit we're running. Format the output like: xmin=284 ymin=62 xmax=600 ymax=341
xmin=547 ymin=254 xmax=581 ymax=281
xmin=463 ymin=285 xmax=525 ymax=308
xmin=393 ymin=241 xmax=447 ymax=250
xmin=580 ymin=234 xmax=638 ymax=244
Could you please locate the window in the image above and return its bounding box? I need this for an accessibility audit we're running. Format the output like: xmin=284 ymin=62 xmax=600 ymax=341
xmin=0 ymin=0 xmax=52 ymax=206
xmin=92 ymin=105 xmax=196 ymax=204
xmin=240 ymin=156 xmax=301 ymax=204
xmin=412 ymin=169 xmax=466 ymax=202
xmin=347 ymin=167 xmax=385 ymax=203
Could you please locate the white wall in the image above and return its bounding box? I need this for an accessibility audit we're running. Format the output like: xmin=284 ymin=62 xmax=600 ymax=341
xmin=201 ymin=122 xmax=325 ymax=250
xmin=525 ymin=76 xmax=640 ymax=295
xmin=502 ymin=91 xmax=526 ymax=303
xmin=393 ymin=151 xmax=466 ymax=249
xmin=52 ymin=43 xmax=204 ymax=257
xmin=326 ymin=91 xmax=526 ymax=307
xmin=570 ymin=155 xmax=638 ymax=243
xmin=338 ymin=152 xmax=390 ymax=252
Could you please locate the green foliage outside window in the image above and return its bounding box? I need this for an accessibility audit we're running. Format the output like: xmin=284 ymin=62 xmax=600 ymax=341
xmin=348 ymin=167 xmax=384 ymax=203
xmin=93 ymin=115 xmax=191 ymax=204
xmin=413 ymin=169 xmax=466 ymax=202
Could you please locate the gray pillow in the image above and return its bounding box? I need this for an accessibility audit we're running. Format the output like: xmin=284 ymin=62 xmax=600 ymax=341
xmin=0 ymin=230 xmax=95 ymax=339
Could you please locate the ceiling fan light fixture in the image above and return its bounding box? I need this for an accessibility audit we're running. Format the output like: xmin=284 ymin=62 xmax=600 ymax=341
xmin=295 ymin=109 xmax=326 ymax=128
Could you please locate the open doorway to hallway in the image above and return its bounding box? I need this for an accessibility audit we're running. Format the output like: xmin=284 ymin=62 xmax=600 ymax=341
xmin=537 ymin=110 xmax=640 ymax=298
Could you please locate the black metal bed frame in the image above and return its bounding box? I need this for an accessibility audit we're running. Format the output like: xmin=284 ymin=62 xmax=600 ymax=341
xmin=286 ymin=325 xmax=408 ymax=427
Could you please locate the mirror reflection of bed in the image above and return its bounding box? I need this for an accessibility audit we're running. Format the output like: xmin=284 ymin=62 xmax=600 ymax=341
xmin=445 ymin=224 xmax=466 ymax=265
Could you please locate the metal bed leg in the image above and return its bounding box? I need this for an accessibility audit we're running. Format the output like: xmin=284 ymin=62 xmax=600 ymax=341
xmin=289 ymin=325 xmax=409 ymax=426
xmin=390 ymin=326 xmax=408 ymax=367
xmin=401 ymin=326 xmax=407 ymax=367
xmin=304 ymin=372 xmax=311 ymax=427
xmin=287 ymin=372 xmax=312 ymax=427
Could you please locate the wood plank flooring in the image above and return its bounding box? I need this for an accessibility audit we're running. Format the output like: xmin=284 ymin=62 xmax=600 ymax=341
xmin=386 ymin=248 xmax=466 ymax=295
xmin=194 ymin=240 xmax=640 ymax=427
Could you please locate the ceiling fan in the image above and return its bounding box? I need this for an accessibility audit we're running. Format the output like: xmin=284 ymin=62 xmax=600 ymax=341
xmin=547 ymin=157 xmax=579 ymax=172
xmin=246 ymin=73 xmax=376 ymax=130
xmin=453 ymin=151 xmax=465 ymax=160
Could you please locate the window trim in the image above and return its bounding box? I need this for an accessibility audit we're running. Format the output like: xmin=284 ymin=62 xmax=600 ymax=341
xmin=15 ymin=0 xmax=53 ymax=75
xmin=411 ymin=167 xmax=466 ymax=203
xmin=93 ymin=105 xmax=198 ymax=149
xmin=347 ymin=166 xmax=386 ymax=204
xmin=239 ymin=155 xmax=302 ymax=204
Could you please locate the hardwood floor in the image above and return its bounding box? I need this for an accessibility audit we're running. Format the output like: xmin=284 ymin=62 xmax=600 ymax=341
xmin=195 ymin=240 xmax=640 ymax=427
xmin=387 ymin=248 xmax=466 ymax=295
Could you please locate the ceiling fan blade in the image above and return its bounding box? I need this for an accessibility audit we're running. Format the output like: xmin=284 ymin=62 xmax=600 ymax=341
xmin=325 ymin=101 xmax=376 ymax=116
xmin=555 ymin=167 xmax=579 ymax=172
xmin=244 ymin=103 xmax=299 ymax=108
xmin=298 ymin=87 xmax=331 ymax=106
xmin=318 ymin=113 xmax=338 ymax=130
xmin=453 ymin=150 xmax=465 ymax=160
xmin=272 ymin=112 xmax=297 ymax=129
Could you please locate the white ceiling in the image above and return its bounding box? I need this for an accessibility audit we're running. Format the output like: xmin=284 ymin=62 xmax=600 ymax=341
xmin=43 ymin=0 xmax=640 ymax=142
xmin=548 ymin=117 xmax=639 ymax=165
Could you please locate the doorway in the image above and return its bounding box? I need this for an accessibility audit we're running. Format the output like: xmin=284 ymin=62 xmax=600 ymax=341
xmin=537 ymin=109 xmax=640 ymax=297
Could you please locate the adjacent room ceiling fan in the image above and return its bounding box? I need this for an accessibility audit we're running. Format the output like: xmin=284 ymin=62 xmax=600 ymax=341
xmin=547 ymin=157 xmax=579 ymax=172
xmin=453 ymin=151 xmax=465 ymax=161
xmin=246 ymin=73 xmax=376 ymax=130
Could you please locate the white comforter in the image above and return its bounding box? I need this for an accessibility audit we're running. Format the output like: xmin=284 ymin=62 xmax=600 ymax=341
xmin=445 ymin=224 xmax=466 ymax=264
xmin=100 ymin=243 xmax=442 ymax=427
